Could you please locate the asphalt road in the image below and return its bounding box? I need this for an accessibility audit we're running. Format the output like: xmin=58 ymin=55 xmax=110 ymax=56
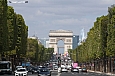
xmin=0 ymin=71 xmax=111 ymax=76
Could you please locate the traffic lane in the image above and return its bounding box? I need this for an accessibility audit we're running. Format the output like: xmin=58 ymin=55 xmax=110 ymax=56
xmin=0 ymin=71 xmax=58 ymax=76
xmin=51 ymin=70 xmax=58 ymax=75
xmin=60 ymin=72 xmax=76 ymax=76
xmin=59 ymin=71 xmax=111 ymax=76
xmin=0 ymin=72 xmax=38 ymax=76
xmin=0 ymin=72 xmax=111 ymax=76
xmin=0 ymin=74 xmax=38 ymax=76
xmin=86 ymin=72 xmax=110 ymax=76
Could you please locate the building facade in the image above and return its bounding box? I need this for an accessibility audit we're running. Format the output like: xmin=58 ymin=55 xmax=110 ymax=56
xmin=49 ymin=29 xmax=73 ymax=54
xmin=72 ymin=35 xmax=79 ymax=49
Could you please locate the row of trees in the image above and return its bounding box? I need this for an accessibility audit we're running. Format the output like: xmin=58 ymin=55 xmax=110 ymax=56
xmin=0 ymin=0 xmax=28 ymax=60
xmin=27 ymin=38 xmax=54 ymax=63
xmin=0 ymin=0 xmax=54 ymax=64
xmin=69 ymin=5 xmax=115 ymax=63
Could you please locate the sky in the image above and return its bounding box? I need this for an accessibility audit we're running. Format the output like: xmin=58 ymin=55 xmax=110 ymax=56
xmin=8 ymin=0 xmax=115 ymax=38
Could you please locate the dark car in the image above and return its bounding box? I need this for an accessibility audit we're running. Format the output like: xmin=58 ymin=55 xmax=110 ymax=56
xmin=71 ymin=68 xmax=79 ymax=73
xmin=81 ymin=68 xmax=87 ymax=72
xmin=32 ymin=67 xmax=38 ymax=74
xmin=26 ymin=66 xmax=33 ymax=72
xmin=27 ymin=66 xmax=38 ymax=74
xmin=38 ymin=68 xmax=51 ymax=76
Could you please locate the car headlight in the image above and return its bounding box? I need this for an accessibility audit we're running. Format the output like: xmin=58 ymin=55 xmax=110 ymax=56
xmin=47 ymin=74 xmax=50 ymax=75
xmin=38 ymin=74 xmax=42 ymax=75
xmin=24 ymin=73 xmax=27 ymax=74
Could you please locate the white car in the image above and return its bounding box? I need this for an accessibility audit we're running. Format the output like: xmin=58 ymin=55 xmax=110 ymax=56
xmin=15 ymin=66 xmax=23 ymax=70
xmin=67 ymin=65 xmax=72 ymax=70
xmin=14 ymin=68 xmax=28 ymax=76
xmin=58 ymin=67 xmax=61 ymax=73
xmin=76 ymin=67 xmax=82 ymax=72
xmin=54 ymin=65 xmax=58 ymax=70
xmin=61 ymin=67 xmax=68 ymax=72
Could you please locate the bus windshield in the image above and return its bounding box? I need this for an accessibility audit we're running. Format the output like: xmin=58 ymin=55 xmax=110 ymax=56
xmin=0 ymin=63 xmax=10 ymax=69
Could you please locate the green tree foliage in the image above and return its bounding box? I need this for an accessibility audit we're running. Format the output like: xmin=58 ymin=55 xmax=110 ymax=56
xmin=0 ymin=1 xmax=28 ymax=61
xmin=69 ymin=16 xmax=108 ymax=63
xmin=7 ymin=6 xmax=15 ymax=51
xmin=27 ymin=38 xmax=42 ymax=62
xmin=107 ymin=5 xmax=115 ymax=56
xmin=27 ymin=38 xmax=54 ymax=62
xmin=15 ymin=14 xmax=28 ymax=57
xmin=0 ymin=0 xmax=8 ymax=54
xmin=69 ymin=5 xmax=115 ymax=63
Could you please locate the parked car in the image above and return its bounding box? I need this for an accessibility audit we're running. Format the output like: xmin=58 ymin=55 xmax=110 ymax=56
xmin=38 ymin=68 xmax=51 ymax=76
xmin=14 ymin=68 xmax=28 ymax=76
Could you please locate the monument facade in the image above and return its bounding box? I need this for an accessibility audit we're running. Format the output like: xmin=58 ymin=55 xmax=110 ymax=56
xmin=49 ymin=29 xmax=73 ymax=54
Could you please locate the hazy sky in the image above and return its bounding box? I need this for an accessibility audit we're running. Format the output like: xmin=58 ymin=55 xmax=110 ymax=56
xmin=8 ymin=0 xmax=115 ymax=38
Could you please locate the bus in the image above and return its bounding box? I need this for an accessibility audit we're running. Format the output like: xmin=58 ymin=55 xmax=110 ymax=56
xmin=0 ymin=61 xmax=12 ymax=74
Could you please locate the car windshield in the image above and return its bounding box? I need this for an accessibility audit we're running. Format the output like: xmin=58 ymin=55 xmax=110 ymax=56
xmin=55 ymin=66 xmax=58 ymax=68
xmin=17 ymin=69 xmax=26 ymax=72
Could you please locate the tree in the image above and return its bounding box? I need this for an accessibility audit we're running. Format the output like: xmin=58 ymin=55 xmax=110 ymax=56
xmin=7 ymin=6 xmax=15 ymax=51
xmin=0 ymin=0 xmax=8 ymax=54
xmin=15 ymin=14 xmax=28 ymax=57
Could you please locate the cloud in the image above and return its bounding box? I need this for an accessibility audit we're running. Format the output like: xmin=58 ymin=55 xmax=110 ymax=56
xmin=8 ymin=0 xmax=115 ymax=38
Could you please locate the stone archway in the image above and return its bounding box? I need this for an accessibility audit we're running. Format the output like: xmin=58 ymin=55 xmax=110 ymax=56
xmin=49 ymin=29 xmax=73 ymax=54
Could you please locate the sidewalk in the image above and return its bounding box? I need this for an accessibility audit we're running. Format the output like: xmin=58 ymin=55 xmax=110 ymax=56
xmin=88 ymin=70 xmax=115 ymax=76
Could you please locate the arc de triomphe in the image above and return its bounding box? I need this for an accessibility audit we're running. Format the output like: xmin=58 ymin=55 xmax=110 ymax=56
xmin=49 ymin=29 xmax=73 ymax=54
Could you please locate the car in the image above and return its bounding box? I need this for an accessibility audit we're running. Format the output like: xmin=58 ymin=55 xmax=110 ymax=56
xmin=54 ymin=65 xmax=58 ymax=70
xmin=67 ymin=65 xmax=72 ymax=70
xmin=31 ymin=67 xmax=38 ymax=74
xmin=76 ymin=67 xmax=82 ymax=72
xmin=58 ymin=67 xmax=61 ymax=73
xmin=14 ymin=68 xmax=28 ymax=76
xmin=38 ymin=68 xmax=51 ymax=76
xmin=71 ymin=68 xmax=79 ymax=73
xmin=61 ymin=67 xmax=68 ymax=72
xmin=82 ymin=68 xmax=87 ymax=72
xmin=15 ymin=66 xmax=23 ymax=70
xmin=26 ymin=66 xmax=33 ymax=73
